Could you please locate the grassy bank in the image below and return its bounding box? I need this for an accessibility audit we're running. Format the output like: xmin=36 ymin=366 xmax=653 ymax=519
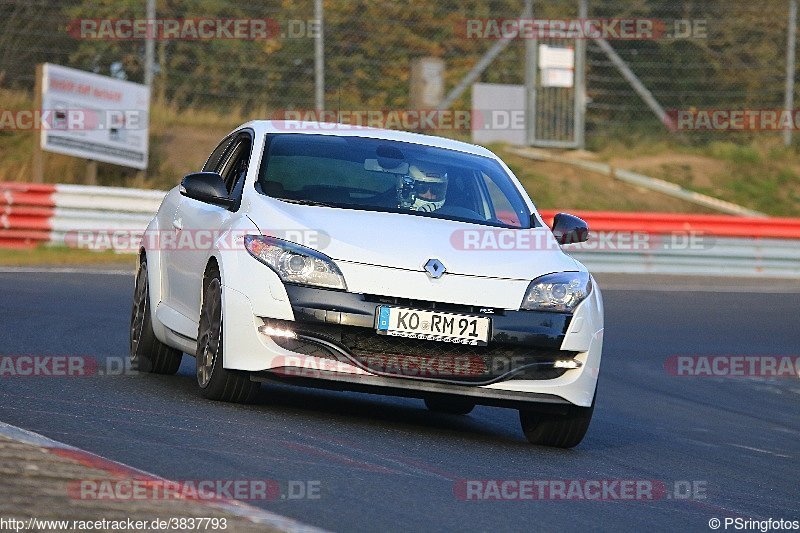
xmin=0 ymin=246 xmax=135 ymax=267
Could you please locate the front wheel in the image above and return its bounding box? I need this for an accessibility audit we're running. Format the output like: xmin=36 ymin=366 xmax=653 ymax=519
xmin=195 ymin=270 xmax=260 ymax=403
xmin=519 ymin=395 xmax=595 ymax=448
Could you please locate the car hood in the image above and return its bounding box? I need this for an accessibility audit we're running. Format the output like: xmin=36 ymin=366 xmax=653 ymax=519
xmin=246 ymin=195 xmax=580 ymax=281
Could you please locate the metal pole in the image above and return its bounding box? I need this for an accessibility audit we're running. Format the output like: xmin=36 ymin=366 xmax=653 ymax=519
xmin=573 ymin=0 xmax=587 ymax=149
xmin=144 ymin=0 xmax=155 ymax=87
xmin=594 ymin=37 xmax=673 ymax=130
xmin=32 ymin=64 xmax=44 ymax=183
xmin=784 ymin=0 xmax=797 ymax=147
xmin=314 ymin=0 xmax=325 ymax=112
xmin=523 ymin=0 xmax=536 ymax=145
xmin=438 ymin=0 xmax=532 ymax=111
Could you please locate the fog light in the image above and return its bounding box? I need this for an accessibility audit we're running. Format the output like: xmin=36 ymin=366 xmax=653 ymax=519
xmin=258 ymin=325 xmax=297 ymax=338
xmin=554 ymin=359 xmax=582 ymax=369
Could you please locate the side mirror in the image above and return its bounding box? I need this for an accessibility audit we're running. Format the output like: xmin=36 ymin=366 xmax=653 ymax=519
xmin=552 ymin=213 xmax=589 ymax=245
xmin=180 ymin=172 xmax=233 ymax=208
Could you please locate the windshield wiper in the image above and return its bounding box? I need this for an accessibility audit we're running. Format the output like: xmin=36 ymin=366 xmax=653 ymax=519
xmin=275 ymin=198 xmax=339 ymax=208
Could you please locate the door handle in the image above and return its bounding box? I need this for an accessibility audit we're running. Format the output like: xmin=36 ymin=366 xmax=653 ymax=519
xmin=172 ymin=218 xmax=183 ymax=230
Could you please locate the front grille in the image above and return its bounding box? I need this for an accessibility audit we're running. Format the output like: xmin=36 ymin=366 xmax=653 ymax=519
xmin=265 ymin=319 xmax=574 ymax=384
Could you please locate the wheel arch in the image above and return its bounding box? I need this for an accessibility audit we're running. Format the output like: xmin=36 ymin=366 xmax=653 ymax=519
xmin=139 ymin=218 xmax=168 ymax=343
xmin=202 ymin=255 xmax=221 ymax=293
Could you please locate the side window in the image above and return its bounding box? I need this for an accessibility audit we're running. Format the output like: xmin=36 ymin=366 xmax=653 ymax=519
xmin=218 ymin=136 xmax=252 ymax=195
xmin=202 ymin=135 xmax=234 ymax=173
xmin=482 ymin=172 xmax=522 ymax=227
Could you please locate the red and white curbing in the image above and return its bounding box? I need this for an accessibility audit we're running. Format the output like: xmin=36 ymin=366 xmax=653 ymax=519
xmin=1 ymin=182 xmax=160 ymax=248
xmin=0 ymin=421 xmax=324 ymax=532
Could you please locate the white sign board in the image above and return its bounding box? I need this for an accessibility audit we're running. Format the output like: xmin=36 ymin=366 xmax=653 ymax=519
xmin=541 ymin=68 xmax=574 ymax=88
xmin=471 ymin=83 xmax=526 ymax=145
xmin=538 ymin=44 xmax=575 ymax=69
xmin=40 ymin=63 xmax=150 ymax=169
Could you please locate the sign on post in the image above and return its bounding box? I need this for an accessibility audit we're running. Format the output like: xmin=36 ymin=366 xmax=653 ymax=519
xmin=39 ymin=63 xmax=150 ymax=170
xmin=539 ymin=44 xmax=575 ymax=88
xmin=526 ymin=42 xmax=581 ymax=148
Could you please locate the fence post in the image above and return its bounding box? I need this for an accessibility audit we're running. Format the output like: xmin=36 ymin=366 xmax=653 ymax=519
xmin=574 ymin=0 xmax=588 ymax=149
xmin=784 ymin=0 xmax=797 ymax=147
xmin=314 ymin=0 xmax=325 ymax=112
xmin=438 ymin=0 xmax=532 ymax=112
xmin=32 ymin=64 xmax=44 ymax=183
xmin=144 ymin=0 xmax=155 ymax=88
xmin=524 ymin=0 xmax=536 ymax=145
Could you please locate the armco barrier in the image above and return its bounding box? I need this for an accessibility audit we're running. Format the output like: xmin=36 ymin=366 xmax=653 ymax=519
xmin=1 ymin=182 xmax=158 ymax=248
xmin=538 ymin=210 xmax=800 ymax=240
xmin=539 ymin=210 xmax=800 ymax=277
xmin=1 ymin=182 xmax=799 ymax=277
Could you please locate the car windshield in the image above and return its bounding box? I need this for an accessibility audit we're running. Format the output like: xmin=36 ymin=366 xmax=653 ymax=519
xmin=257 ymin=134 xmax=532 ymax=228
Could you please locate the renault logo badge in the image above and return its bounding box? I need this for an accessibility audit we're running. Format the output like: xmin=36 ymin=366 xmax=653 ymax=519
xmin=424 ymin=258 xmax=446 ymax=279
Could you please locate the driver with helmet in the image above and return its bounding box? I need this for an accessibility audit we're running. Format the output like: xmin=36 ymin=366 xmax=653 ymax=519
xmin=407 ymin=165 xmax=448 ymax=212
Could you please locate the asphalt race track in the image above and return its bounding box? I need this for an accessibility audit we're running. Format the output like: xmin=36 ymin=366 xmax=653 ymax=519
xmin=0 ymin=271 xmax=798 ymax=532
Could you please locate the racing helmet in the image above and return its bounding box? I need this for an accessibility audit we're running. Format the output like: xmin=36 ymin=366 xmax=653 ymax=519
xmin=408 ymin=165 xmax=448 ymax=212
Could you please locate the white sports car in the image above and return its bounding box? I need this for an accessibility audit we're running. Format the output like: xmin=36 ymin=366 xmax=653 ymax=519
xmin=130 ymin=121 xmax=603 ymax=447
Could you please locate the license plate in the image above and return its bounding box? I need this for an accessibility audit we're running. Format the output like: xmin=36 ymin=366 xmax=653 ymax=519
xmin=375 ymin=306 xmax=490 ymax=345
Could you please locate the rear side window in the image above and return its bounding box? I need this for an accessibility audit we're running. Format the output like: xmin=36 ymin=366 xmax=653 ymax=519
xmin=218 ymin=139 xmax=252 ymax=194
xmin=202 ymin=135 xmax=234 ymax=173
xmin=482 ymin=172 xmax=523 ymax=227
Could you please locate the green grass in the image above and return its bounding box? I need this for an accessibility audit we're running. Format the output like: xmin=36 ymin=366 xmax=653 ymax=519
xmin=0 ymin=246 xmax=135 ymax=267
xmin=589 ymin=134 xmax=800 ymax=217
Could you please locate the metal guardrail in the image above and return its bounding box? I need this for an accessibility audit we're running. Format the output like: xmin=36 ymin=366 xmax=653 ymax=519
xmin=2 ymin=182 xmax=799 ymax=278
xmin=564 ymin=237 xmax=800 ymax=278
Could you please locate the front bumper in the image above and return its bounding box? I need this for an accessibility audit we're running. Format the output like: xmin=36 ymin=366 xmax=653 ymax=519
xmin=221 ymin=278 xmax=603 ymax=407
xmin=263 ymin=285 xmax=578 ymax=386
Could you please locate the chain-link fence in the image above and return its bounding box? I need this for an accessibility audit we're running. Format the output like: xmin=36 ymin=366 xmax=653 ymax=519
xmin=585 ymin=1 xmax=794 ymax=145
xmin=0 ymin=0 xmax=797 ymax=148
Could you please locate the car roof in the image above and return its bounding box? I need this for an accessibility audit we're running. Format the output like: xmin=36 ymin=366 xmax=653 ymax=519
xmin=235 ymin=120 xmax=498 ymax=159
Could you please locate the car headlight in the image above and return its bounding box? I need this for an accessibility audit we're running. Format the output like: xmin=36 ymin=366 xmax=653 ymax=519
xmin=520 ymin=271 xmax=592 ymax=312
xmin=244 ymin=235 xmax=347 ymax=290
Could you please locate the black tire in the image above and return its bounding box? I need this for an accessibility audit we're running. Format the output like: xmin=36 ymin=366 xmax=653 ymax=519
xmin=130 ymin=258 xmax=183 ymax=375
xmin=195 ymin=268 xmax=260 ymax=403
xmin=519 ymin=395 xmax=595 ymax=448
xmin=424 ymin=396 xmax=475 ymax=415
